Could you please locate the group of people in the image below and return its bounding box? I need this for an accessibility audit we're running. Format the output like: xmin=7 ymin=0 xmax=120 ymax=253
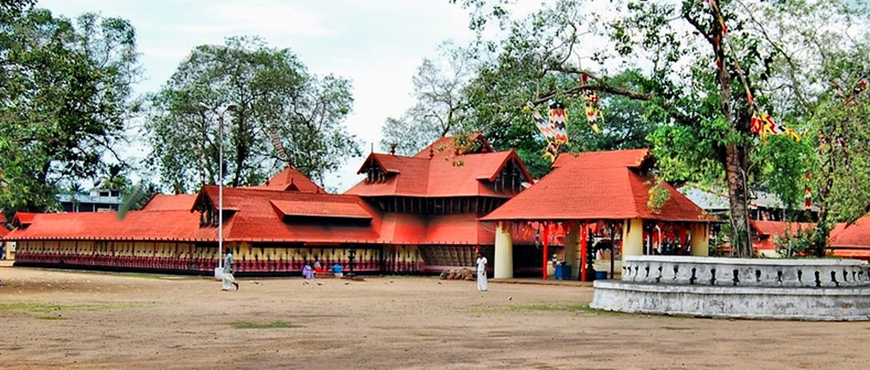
xmin=301 ymin=260 xmax=343 ymax=279
xmin=220 ymin=249 xmax=490 ymax=293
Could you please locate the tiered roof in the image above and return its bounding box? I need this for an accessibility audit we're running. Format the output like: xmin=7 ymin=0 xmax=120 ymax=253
xmin=346 ymin=134 xmax=531 ymax=198
xmin=194 ymin=186 xmax=381 ymax=244
xmin=482 ymin=149 xmax=709 ymax=222
xmin=246 ymin=167 xmax=324 ymax=193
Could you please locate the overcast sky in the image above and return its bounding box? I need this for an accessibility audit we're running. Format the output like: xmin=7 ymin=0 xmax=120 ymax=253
xmin=37 ymin=0 xmax=481 ymax=191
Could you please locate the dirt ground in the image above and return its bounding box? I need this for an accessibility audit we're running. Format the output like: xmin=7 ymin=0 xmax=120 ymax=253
xmin=1 ymin=263 xmax=869 ymax=370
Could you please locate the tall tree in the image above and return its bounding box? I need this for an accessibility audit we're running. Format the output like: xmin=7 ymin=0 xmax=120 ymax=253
xmin=452 ymin=0 xmax=866 ymax=256
xmin=381 ymin=42 xmax=475 ymax=155
xmin=0 ymin=8 xmax=140 ymax=213
xmin=146 ymin=37 xmax=360 ymax=191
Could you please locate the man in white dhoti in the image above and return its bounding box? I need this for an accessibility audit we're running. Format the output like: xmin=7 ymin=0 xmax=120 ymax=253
xmin=222 ymin=249 xmax=239 ymax=291
xmin=476 ymin=252 xmax=488 ymax=292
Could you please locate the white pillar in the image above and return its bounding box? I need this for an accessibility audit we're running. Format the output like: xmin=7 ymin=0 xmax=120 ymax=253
xmin=622 ymin=218 xmax=644 ymax=264
xmin=690 ymin=223 xmax=710 ymax=256
xmin=564 ymin=224 xmax=580 ymax=280
xmin=494 ymin=222 xmax=514 ymax=279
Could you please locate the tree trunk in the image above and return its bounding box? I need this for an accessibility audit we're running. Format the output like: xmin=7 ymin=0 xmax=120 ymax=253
xmin=712 ymin=0 xmax=753 ymax=257
xmin=724 ymin=144 xmax=752 ymax=257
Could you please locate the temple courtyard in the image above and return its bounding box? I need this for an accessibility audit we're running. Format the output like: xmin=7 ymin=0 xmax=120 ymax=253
xmin=1 ymin=263 xmax=868 ymax=370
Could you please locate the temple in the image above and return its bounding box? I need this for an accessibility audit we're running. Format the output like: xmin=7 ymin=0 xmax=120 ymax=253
xmin=8 ymin=135 xmax=539 ymax=276
xmin=481 ymin=149 xmax=713 ymax=280
xmin=13 ymin=135 xmax=865 ymax=278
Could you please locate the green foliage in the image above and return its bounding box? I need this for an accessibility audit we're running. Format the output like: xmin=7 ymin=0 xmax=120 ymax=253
xmin=0 ymin=8 xmax=140 ymax=213
xmin=774 ymin=227 xmax=820 ymax=259
xmin=145 ymin=37 xmax=360 ymax=191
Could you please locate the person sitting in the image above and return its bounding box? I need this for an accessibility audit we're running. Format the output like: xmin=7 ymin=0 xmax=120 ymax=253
xmin=313 ymin=259 xmax=322 ymax=275
xmin=302 ymin=264 xmax=314 ymax=279
xmin=332 ymin=263 xmax=343 ymax=278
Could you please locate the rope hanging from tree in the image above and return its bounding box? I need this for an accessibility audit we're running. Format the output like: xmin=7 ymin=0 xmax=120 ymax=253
xmin=705 ymin=0 xmax=800 ymax=143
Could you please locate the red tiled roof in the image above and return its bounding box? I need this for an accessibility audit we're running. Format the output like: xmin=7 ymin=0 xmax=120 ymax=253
xmin=413 ymin=134 xmax=493 ymax=158
xmin=0 ymin=213 xmax=7 ymax=224
xmin=346 ymin=150 xmax=532 ymax=198
xmin=831 ymin=249 xmax=870 ymax=259
xmin=247 ymin=167 xmax=324 ymax=193
xmin=0 ymin=226 xmax=9 ymax=238
xmin=552 ymin=149 xmax=650 ymax=169
xmin=829 ymin=213 xmax=870 ymax=248
xmin=197 ymin=186 xmax=381 ymax=243
xmin=482 ymin=150 xmax=708 ymax=222
xmin=12 ymin=213 xmax=36 ymax=226
xmin=752 ymin=221 xmax=816 ymax=237
xmin=5 ymin=211 xmax=215 ymax=241
xmin=140 ymin=194 xmax=198 ymax=211
xmin=270 ymin=200 xmax=372 ymax=219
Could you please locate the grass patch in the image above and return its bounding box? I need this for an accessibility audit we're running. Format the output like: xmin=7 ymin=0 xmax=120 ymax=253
xmin=231 ymin=321 xmax=300 ymax=329
xmin=0 ymin=302 xmax=142 ymax=314
xmin=37 ymin=315 xmax=69 ymax=321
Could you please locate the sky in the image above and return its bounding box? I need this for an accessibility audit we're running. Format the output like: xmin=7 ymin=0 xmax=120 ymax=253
xmin=37 ymin=0 xmax=480 ymax=192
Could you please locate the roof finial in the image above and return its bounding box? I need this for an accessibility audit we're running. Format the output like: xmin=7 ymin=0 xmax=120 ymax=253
xmin=370 ymin=142 xmax=374 ymax=154
xmin=389 ymin=142 xmax=397 ymax=156
xmin=429 ymin=147 xmax=435 ymax=159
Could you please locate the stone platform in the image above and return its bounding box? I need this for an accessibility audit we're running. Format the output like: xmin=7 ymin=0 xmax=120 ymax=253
xmin=590 ymin=256 xmax=870 ymax=321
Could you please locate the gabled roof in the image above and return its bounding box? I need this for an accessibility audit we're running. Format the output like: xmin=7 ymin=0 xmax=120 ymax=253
xmin=140 ymin=194 xmax=198 ymax=211
xmin=0 ymin=226 xmax=9 ymax=238
xmin=413 ymin=134 xmax=493 ymax=158
xmin=12 ymin=213 xmax=36 ymax=226
xmin=346 ymin=149 xmax=532 ymax=198
xmin=5 ymin=211 xmax=215 ymax=241
xmin=246 ymin=167 xmax=324 ymax=193
xmin=482 ymin=149 xmax=709 ymax=222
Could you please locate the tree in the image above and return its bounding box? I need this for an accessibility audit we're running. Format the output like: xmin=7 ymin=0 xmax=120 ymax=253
xmin=381 ymin=42 xmax=475 ymax=155
xmin=451 ymin=0 xmax=867 ymax=257
xmin=146 ymin=37 xmax=360 ymax=191
xmin=0 ymin=8 xmax=140 ymax=213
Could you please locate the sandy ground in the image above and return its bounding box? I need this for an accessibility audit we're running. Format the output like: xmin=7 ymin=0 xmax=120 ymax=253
xmin=1 ymin=264 xmax=869 ymax=370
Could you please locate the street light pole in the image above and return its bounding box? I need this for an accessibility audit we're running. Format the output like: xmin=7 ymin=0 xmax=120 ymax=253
xmin=200 ymin=102 xmax=237 ymax=279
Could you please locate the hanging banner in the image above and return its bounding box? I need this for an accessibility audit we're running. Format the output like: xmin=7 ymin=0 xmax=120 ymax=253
xmin=549 ymin=102 xmax=569 ymax=145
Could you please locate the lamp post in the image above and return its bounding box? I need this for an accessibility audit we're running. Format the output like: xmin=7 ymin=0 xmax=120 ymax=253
xmin=200 ymin=102 xmax=237 ymax=279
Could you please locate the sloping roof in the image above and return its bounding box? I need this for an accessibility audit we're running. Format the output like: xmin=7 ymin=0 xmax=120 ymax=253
xmin=246 ymin=167 xmax=324 ymax=193
xmin=829 ymin=213 xmax=870 ymax=248
xmin=0 ymin=226 xmax=9 ymax=238
xmin=270 ymin=200 xmax=372 ymax=219
xmin=140 ymin=194 xmax=198 ymax=211
xmin=346 ymin=150 xmax=532 ymax=198
xmin=678 ymin=183 xmax=821 ymax=212
xmin=12 ymin=213 xmax=36 ymax=226
xmin=413 ymin=134 xmax=493 ymax=158
xmin=752 ymin=221 xmax=816 ymax=237
xmin=552 ymin=148 xmax=650 ymax=169
xmin=197 ymin=186 xmax=381 ymax=243
xmin=5 ymin=211 xmax=215 ymax=241
xmin=482 ymin=150 xmax=709 ymax=222
xmin=0 ymin=213 xmax=8 ymax=224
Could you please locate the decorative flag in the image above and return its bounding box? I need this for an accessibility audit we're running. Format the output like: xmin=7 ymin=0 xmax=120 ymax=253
xmin=580 ymin=74 xmax=603 ymax=134
xmin=549 ymin=101 xmax=569 ymax=145
xmin=750 ymin=112 xmax=764 ymax=134
xmin=531 ymin=107 xmax=555 ymax=142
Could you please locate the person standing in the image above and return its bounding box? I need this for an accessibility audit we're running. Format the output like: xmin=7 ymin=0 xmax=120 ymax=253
xmin=222 ymin=248 xmax=239 ymax=291
xmin=476 ymin=252 xmax=488 ymax=292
